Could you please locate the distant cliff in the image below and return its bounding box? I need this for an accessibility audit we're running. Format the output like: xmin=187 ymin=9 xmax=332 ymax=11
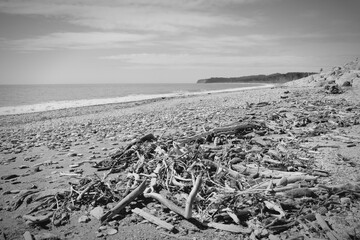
xmin=197 ymin=72 xmax=317 ymax=84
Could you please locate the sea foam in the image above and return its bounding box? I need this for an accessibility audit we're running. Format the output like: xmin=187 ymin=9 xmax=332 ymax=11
xmin=0 ymin=84 xmax=273 ymax=116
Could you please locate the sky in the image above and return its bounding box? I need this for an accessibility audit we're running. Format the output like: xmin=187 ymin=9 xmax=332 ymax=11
xmin=0 ymin=0 xmax=359 ymax=84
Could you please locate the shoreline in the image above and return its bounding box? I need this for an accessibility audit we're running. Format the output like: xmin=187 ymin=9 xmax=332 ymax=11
xmin=0 ymin=83 xmax=274 ymax=116
xmin=0 ymin=84 xmax=359 ymax=240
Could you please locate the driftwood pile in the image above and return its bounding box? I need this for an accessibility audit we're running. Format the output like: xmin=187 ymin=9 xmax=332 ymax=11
xmin=12 ymin=96 xmax=360 ymax=239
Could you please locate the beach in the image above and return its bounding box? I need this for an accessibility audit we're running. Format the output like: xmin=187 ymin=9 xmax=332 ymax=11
xmin=0 ymin=83 xmax=269 ymax=116
xmin=1 ymin=85 xmax=360 ymax=240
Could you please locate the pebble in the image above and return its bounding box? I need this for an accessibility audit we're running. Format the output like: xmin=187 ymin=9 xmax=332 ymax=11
xmin=78 ymin=215 xmax=90 ymax=223
xmin=106 ymin=203 xmax=115 ymax=209
xmin=35 ymin=232 xmax=61 ymax=240
xmin=32 ymin=166 xmax=41 ymax=172
xmin=1 ymin=174 xmax=19 ymax=180
xmin=340 ymin=197 xmax=351 ymax=205
xmin=23 ymin=231 xmax=33 ymax=240
xmin=96 ymin=232 xmax=104 ymax=238
xmin=90 ymin=206 xmax=104 ymax=220
xmin=106 ymin=228 xmax=118 ymax=235
xmin=99 ymin=225 xmax=107 ymax=231
xmin=108 ymin=220 xmax=118 ymax=227
xmin=3 ymin=189 xmax=21 ymax=194
xmin=261 ymin=229 xmax=269 ymax=237
xmin=69 ymin=164 xmax=80 ymax=168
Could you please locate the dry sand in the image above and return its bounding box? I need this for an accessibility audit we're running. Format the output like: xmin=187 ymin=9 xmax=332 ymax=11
xmin=0 ymin=85 xmax=359 ymax=240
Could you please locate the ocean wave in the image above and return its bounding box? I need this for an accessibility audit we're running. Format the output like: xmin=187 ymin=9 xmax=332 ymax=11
xmin=0 ymin=84 xmax=273 ymax=116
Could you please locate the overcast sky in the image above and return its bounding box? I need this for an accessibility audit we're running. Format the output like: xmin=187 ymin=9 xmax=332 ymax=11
xmin=0 ymin=0 xmax=359 ymax=84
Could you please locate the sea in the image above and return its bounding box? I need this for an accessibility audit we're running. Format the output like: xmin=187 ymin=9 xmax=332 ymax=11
xmin=0 ymin=83 xmax=272 ymax=115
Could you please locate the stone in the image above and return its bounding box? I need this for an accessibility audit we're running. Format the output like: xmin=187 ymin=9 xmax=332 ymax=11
xmin=35 ymin=232 xmax=61 ymax=240
xmin=98 ymin=225 xmax=107 ymax=231
xmin=96 ymin=233 xmax=104 ymax=238
xmin=340 ymin=197 xmax=351 ymax=205
xmin=23 ymin=231 xmax=34 ymax=240
xmin=342 ymin=80 xmax=352 ymax=86
xmin=78 ymin=215 xmax=90 ymax=223
xmin=90 ymin=206 xmax=104 ymax=220
xmin=32 ymin=166 xmax=41 ymax=172
xmin=1 ymin=174 xmax=19 ymax=180
xmin=106 ymin=228 xmax=118 ymax=235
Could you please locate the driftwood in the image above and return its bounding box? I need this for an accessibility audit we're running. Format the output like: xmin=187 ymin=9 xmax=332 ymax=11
xmin=315 ymin=213 xmax=342 ymax=240
xmin=111 ymin=133 xmax=156 ymax=160
xmin=11 ymin=190 xmax=39 ymax=211
xmin=23 ymin=212 xmax=53 ymax=225
xmin=207 ymin=222 xmax=252 ymax=234
xmin=59 ymin=172 xmax=82 ymax=177
xmin=132 ymin=208 xmax=175 ymax=231
xmin=76 ymin=181 xmax=96 ymax=201
xmin=101 ymin=180 xmax=147 ymax=223
xmin=144 ymin=175 xmax=202 ymax=219
xmin=280 ymin=188 xmax=317 ymax=198
xmin=178 ymin=122 xmax=260 ymax=143
xmin=184 ymin=175 xmax=202 ymax=219
xmin=144 ymin=191 xmax=185 ymax=217
xmin=317 ymin=182 xmax=360 ymax=193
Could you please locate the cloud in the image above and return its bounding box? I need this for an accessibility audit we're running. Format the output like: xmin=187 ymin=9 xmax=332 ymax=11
xmin=0 ymin=0 xmax=255 ymax=33
xmin=4 ymin=32 xmax=154 ymax=50
xmin=100 ymin=53 xmax=307 ymax=68
xmin=150 ymin=33 xmax=328 ymax=55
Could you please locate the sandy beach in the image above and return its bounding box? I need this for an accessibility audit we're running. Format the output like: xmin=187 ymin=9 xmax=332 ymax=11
xmin=1 ymin=85 xmax=360 ymax=240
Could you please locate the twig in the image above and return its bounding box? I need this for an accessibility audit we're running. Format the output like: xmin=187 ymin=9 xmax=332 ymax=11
xmin=76 ymin=181 xmax=96 ymax=201
xmin=59 ymin=172 xmax=82 ymax=177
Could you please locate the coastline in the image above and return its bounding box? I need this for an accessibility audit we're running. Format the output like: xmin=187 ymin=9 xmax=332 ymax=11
xmin=0 ymin=83 xmax=274 ymax=116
